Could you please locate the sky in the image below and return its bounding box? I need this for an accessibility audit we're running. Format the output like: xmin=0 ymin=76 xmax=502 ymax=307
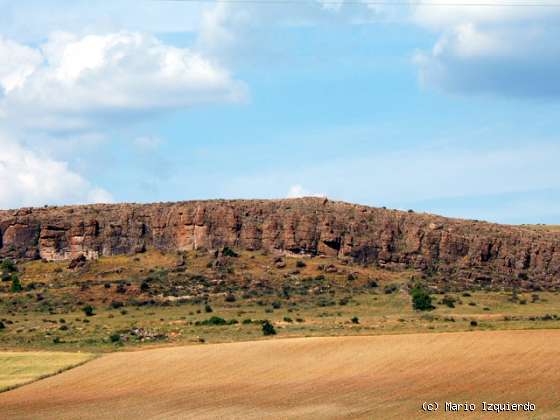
xmin=0 ymin=0 xmax=559 ymax=224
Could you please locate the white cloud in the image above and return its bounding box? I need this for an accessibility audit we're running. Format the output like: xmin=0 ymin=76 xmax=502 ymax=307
xmin=0 ymin=31 xmax=247 ymax=133
xmin=287 ymin=184 xmax=325 ymax=199
xmin=0 ymin=135 xmax=113 ymax=209
xmin=411 ymin=1 xmax=560 ymax=97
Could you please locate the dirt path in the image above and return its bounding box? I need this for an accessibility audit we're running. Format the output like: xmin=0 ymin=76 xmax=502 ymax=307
xmin=1 ymin=330 xmax=560 ymax=419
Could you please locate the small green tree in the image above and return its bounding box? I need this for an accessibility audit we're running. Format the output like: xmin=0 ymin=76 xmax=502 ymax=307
xmin=262 ymin=320 xmax=276 ymax=336
xmin=10 ymin=275 xmax=22 ymax=292
xmin=411 ymin=284 xmax=434 ymax=311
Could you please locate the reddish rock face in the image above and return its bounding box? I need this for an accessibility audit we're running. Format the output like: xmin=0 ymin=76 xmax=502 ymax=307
xmin=1 ymin=198 xmax=559 ymax=289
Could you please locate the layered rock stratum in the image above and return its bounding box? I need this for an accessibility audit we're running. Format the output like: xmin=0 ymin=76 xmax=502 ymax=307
xmin=1 ymin=198 xmax=559 ymax=289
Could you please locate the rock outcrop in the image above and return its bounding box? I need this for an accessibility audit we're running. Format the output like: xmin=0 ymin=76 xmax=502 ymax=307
xmin=1 ymin=198 xmax=559 ymax=289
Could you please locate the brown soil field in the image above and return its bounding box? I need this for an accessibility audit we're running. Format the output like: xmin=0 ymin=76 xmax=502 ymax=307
xmin=1 ymin=330 xmax=560 ymax=419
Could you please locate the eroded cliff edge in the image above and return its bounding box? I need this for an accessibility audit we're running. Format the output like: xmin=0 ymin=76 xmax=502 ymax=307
xmin=1 ymin=198 xmax=559 ymax=289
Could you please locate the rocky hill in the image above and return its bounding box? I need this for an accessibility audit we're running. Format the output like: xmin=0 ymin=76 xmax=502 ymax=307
xmin=1 ymin=198 xmax=559 ymax=289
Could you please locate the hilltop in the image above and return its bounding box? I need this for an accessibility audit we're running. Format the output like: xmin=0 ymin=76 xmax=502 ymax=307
xmin=1 ymin=198 xmax=559 ymax=290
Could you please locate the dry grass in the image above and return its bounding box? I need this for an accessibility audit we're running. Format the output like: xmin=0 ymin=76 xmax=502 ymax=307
xmin=0 ymin=351 xmax=94 ymax=392
xmin=1 ymin=330 xmax=559 ymax=419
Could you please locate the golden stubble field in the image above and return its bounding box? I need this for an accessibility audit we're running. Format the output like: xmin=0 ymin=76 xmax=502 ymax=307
xmin=1 ymin=329 xmax=560 ymax=419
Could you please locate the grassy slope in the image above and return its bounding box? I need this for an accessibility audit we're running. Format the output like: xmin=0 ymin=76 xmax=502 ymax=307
xmin=1 ymin=330 xmax=559 ymax=419
xmin=0 ymin=351 xmax=94 ymax=392
xmin=1 ymin=250 xmax=559 ymax=351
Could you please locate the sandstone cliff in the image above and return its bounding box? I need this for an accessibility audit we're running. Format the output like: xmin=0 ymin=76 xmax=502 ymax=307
xmin=1 ymin=198 xmax=559 ymax=289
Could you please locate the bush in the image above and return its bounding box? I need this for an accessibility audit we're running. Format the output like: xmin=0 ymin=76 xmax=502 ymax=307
xmin=204 ymin=304 xmax=213 ymax=313
xmin=338 ymin=296 xmax=350 ymax=306
xmin=470 ymin=320 xmax=478 ymax=327
xmin=411 ymin=285 xmax=434 ymax=311
xmin=384 ymin=284 xmax=399 ymax=294
xmin=110 ymin=301 xmax=124 ymax=309
xmin=351 ymin=316 xmax=359 ymax=324
xmin=0 ymin=321 xmax=5 ymax=330
xmin=224 ymin=293 xmax=236 ymax=303
xmin=222 ymin=247 xmax=239 ymax=258
xmin=110 ymin=333 xmax=121 ymax=343
xmin=441 ymin=295 xmax=456 ymax=308
xmin=10 ymin=275 xmax=22 ymax=292
xmin=199 ymin=316 xmax=227 ymax=326
xmin=283 ymin=317 xmax=293 ymax=323
xmin=82 ymin=305 xmax=95 ymax=317
xmin=262 ymin=320 xmax=276 ymax=336
xmin=295 ymin=260 xmax=306 ymax=268
xmin=1 ymin=259 xmax=17 ymax=273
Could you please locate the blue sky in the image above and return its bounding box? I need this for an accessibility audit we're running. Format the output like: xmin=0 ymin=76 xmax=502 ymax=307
xmin=0 ymin=0 xmax=559 ymax=224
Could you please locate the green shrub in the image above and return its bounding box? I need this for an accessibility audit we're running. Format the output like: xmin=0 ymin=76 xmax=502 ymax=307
xmin=338 ymin=296 xmax=350 ymax=306
xmin=384 ymin=284 xmax=399 ymax=294
xmin=441 ymin=295 xmax=456 ymax=308
xmin=411 ymin=285 xmax=434 ymax=311
xmin=111 ymin=301 xmax=124 ymax=309
xmin=242 ymin=318 xmax=253 ymax=325
xmin=1 ymin=259 xmax=17 ymax=273
xmin=222 ymin=247 xmax=239 ymax=257
xmin=295 ymin=260 xmax=306 ymax=268
xmin=110 ymin=333 xmax=121 ymax=343
xmin=198 ymin=316 xmax=227 ymax=326
xmin=470 ymin=320 xmax=478 ymax=327
xmin=204 ymin=304 xmax=213 ymax=313
xmin=351 ymin=316 xmax=359 ymax=324
xmin=224 ymin=293 xmax=236 ymax=303
xmin=0 ymin=321 xmax=5 ymax=330
xmin=82 ymin=305 xmax=95 ymax=317
xmin=10 ymin=275 xmax=22 ymax=292
xmin=283 ymin=317 xmax=293 ymax=323
xmin=262 ymin=320 xmax=276 ymax=336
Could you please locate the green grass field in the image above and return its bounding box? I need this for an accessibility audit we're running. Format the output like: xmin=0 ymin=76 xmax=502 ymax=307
xmin=0 ymin=351 xmax=94 ymax=392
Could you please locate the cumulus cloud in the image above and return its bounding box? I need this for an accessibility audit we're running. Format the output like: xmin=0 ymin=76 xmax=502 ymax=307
xmin=411 ymin=1 xmax=560 ymax=97
xmin=0 ymin=135 xmax=113 ymax=209
xmin=193 ymin=0 xmax=560 ymax=98
xmin=0 ymin=31 xmax=247 ymax=133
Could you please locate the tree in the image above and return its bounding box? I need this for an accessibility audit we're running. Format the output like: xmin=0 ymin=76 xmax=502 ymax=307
xmin=411 ymin=284 xmax=434 ymax=311
xmin=262 ymin=320 xmax=276 ymax=336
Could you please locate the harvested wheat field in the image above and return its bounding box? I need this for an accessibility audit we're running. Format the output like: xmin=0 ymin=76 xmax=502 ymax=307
xmin=1 ymin=330 xmax=560 ymax=419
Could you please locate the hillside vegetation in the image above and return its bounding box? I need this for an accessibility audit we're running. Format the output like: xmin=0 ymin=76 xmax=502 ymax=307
xmin=1 ymin=249 xmax=559 ymax=351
